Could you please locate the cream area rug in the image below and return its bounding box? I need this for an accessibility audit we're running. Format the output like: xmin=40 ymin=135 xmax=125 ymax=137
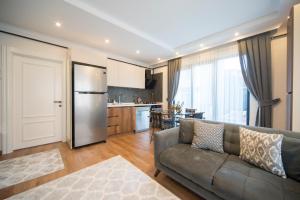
xmin=7 ymin=156 xmax=179 ymax=200
xmin=0 ymin=149 xmax=64 ymax=189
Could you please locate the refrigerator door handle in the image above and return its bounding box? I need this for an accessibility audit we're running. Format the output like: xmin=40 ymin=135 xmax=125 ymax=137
xmin=77 ymin=91 xmax=107 ymax=94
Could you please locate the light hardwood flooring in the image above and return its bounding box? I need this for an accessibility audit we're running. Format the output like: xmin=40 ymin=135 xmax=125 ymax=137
xmin=0 ymin=131 xmax=203 ymax=200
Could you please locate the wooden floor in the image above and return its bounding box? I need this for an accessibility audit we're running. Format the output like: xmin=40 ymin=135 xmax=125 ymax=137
xmin=0 ymin=131 xmax=203 ymax=200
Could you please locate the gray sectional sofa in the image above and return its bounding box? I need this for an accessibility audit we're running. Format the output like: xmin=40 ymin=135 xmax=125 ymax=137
xmin=154 ymin=119 xmax=300 ymax=200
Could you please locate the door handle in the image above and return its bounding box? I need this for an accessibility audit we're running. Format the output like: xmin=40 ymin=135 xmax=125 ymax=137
xmin=53 ymin=101 xmax=62 ymax=103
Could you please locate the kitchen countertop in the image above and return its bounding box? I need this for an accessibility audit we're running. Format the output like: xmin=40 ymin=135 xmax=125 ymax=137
xmin=107 ymin=103 xmax=163 ymax=108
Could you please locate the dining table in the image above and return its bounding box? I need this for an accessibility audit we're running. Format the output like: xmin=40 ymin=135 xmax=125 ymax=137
xmin=150 ymin=110 xmax=205 ymax=129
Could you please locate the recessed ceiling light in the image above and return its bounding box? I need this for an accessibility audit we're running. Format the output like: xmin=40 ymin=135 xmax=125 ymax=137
xmin=234 ymin=32 xmax=239 ymax=36
xmin=176 ymin=52 xmax=179 ymax=55
xmin=200 ymin=43 xmax=204 ymax=47
xmin=136 ymin=50 xmax=140 ymax=54
xmin=105 ymin=39 xmax=110 ymax=44
xmin=287 ymin=16 xmax=290 ymax=19
xmin=157 ymin=58 xmax=161 ymax=61
xmin=55 ymin=22 xmax=62 ymax=27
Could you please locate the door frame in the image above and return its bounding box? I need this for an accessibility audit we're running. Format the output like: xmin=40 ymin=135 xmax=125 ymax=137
xmin=1 ymin=45 xmax=67 ymax=154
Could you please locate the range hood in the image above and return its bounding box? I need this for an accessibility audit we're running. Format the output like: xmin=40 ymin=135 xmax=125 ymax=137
xmin=145 ymin=69 xmax=156 ymax=89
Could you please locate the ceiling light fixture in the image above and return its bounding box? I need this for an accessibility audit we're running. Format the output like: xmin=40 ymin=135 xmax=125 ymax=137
xmin=234 ymin=32 xmax=239 ymax=36
xmin=157 ymin=58 xmax=161 ymax=61
xmin=136 ymin=50 xmax=140 ymax=54
xmin=287 ymin=16 xmax=290 ymax=19
xmin=105 ymin=39 xmax=110 ymax=44
xmin=55 ymin=21 xmax=62 ymax=27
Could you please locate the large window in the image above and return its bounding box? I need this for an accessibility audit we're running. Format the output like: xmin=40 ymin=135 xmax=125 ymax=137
xmin=175 ymin=44 xmax=248 ymax=124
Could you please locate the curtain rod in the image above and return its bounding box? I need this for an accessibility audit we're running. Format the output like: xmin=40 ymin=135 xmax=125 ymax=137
xmin=0 ymin=30 xmax=68 ymax=49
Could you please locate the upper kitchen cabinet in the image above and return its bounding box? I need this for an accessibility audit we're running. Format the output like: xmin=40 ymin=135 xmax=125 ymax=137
xmin=107 ymin=59 xmax=145 ymax=89
xmin=107 ymin=59 xmax=120 ymax=87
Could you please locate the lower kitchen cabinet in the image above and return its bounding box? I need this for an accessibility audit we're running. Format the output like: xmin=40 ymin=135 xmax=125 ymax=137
xmin=107 ymin=107 xmax=135 ymax=135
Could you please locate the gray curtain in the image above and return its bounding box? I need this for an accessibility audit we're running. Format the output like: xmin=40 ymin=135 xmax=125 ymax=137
xmin=238 ymin=32 xmax=279 ymax=127
xmin=167 ymin=58 xmax=181 ymax=105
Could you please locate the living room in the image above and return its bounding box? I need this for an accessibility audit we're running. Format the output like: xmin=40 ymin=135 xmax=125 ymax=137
xmin=0 ymin=0 xmax=300 ymax=200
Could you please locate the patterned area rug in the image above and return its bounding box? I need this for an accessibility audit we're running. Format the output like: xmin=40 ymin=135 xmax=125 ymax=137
xmin=0 ymin=149 xmax=64 ymax=189
xmin=7 ymin=156 xmax=179 ymax=200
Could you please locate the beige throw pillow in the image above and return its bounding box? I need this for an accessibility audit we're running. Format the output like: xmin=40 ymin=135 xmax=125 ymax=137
xmin=191 ymin=121 xmax=224 ymax=153
xmin=239 ymin=127 xmax=286 ymax=178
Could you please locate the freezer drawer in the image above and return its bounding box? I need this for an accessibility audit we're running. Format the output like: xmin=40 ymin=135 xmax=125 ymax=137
xmin=73 ymin=92 xmax=107 ymax=147
xmin=73 ymin=64 xmax=107 ymax=92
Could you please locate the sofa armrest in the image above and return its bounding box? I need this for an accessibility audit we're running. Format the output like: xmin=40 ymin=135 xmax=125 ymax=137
xmin=154 ymin=127 xmax=180 ymax=167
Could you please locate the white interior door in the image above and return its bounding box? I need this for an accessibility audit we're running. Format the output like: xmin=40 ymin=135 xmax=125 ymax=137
xmin=12 ymin=53 xmax=64 ymax=150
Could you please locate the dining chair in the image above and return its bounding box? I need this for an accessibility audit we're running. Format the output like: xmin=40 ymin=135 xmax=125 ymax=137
xmin=150 ymin=111 xmax=162 ymax=143
xmin=185 ymin=108 xmax=196 ymax=118
xmin=194 ymin=112 xmax=205 ymax=119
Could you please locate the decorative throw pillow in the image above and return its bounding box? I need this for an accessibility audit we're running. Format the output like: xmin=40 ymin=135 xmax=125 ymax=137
xmin=179 ymin=118 xmax=194 ymax=144
xmin=239 ymin=127 xmax=286 ymax=178
xmin=191 ymin=121 xmax=224 ymax=153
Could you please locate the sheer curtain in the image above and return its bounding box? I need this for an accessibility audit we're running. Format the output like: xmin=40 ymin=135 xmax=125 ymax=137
xmin=175 ymin=43 xmax=248 ymax=124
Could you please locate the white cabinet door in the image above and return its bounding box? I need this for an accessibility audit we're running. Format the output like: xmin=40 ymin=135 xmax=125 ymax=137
xmin=118 ymin=62 xmax=130 ymax=87
xmin=134 ymin=67 xmax=145 ymax=89
xmin=107 ymin=59 xmax=145 ymax=89
xmin=107 ymin=59 xmax=120 ymax=87
xmin=119 ymin=63 xmax=145 ymax=89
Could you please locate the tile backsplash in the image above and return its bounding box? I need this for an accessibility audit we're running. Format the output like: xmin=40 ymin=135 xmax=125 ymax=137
xmin=108 ymin=86 xmax=154 ymax=103
xmin=107 ymin=72 xmax=163 ymax=103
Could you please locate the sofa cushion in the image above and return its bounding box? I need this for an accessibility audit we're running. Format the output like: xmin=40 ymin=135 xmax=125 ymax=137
xmin=212 ymin=155 xmax=300 ymax=200
xmin=179 ymin=118 xmax=194 ymax=144
xmin=280 ymin=130 xmax=300 ymax=182
xmin=239 ymin=127 xmax=286 ymax=178
xmin=192 ymin=120 xmax=225 ymax=153
xmin=200 ymin=120 xmax=241 ymax=155
xmin=159 ymin=144 xmax=228 ymax=191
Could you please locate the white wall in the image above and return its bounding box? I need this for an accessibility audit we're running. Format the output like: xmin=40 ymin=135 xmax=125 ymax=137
xmin=292 ymin=4 xmax=300 ymax=132
xmin=153 ymin=66 xmax=168 ymax=110
xmin=70 ymin=45 xmax=107 ymax=66
xmin=271 ymin=37 xmax=287 ymax=129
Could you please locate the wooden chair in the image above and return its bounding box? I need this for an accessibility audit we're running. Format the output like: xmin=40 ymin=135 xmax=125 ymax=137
xmin=185 ymin=108 xmax=196 ymax=118
xmin=194 ymin=112 xmax=205 ymax=119
xmin=150 ymin=111 xmax=162 ymax=143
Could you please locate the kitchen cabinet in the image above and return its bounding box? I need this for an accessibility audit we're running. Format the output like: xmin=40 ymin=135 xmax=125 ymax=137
xmin=107 ymin=59 xmax=145 ymax=89
xmin=107 ymin=59 xmax=120 ymax=87
xmin=107 ymin=107 xmax=135 ymax=135
xmin=107 ymin=107 xmax=121 ymax=136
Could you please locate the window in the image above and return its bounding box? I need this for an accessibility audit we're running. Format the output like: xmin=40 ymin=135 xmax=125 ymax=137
xmin=175 ymin=44 xmax=248 ymax=124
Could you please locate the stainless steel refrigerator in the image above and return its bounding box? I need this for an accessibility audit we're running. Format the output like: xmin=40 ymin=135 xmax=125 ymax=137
xmin=72 ymin=62 xmax=107 ymax=148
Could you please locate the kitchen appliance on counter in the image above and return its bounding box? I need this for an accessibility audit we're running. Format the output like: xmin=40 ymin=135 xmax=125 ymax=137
xmin=135 ymin=106 xmax=150 ymax=132
xmin=72 ymin=62 xmax=107 ymax=148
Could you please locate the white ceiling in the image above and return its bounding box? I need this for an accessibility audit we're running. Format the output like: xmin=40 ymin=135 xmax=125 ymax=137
xmin=0 ymin=0 xmax=297 ymax=65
